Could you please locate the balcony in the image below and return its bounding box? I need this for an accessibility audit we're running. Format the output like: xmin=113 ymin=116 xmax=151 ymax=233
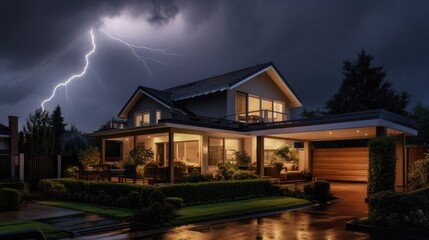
xmin=222 ymin=110 xmax=289 ymax=124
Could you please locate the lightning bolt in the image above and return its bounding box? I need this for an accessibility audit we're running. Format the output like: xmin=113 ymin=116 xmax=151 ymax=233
xmin=41 ymin=29 xmax=96 ymax=110
xmin=100 ymin=29 xmax=182 ymax=77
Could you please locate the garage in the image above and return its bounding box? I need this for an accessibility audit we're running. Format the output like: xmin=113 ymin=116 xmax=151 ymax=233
xmin=311 ymin=147 xmax=369 ymax=182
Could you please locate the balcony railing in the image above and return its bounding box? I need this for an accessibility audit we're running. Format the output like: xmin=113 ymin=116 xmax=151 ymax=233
xmin=221 ymin=110 xmax=289 ymax=124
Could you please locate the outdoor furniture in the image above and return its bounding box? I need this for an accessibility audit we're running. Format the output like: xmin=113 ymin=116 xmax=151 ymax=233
xmin=264 ymin=166 xmax=287 ymax=181
xmin=118 ymin=164 xmax=137 ymax=183
xmin=98 ymin=164 xmax=112 ymax=182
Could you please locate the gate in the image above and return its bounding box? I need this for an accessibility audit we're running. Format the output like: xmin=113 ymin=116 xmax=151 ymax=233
xmin=24 ymin=155 xmax=56 ymax=189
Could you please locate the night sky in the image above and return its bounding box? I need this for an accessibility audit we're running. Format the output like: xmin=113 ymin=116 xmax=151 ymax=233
xmin=1 ymin=0 xmax=428 ymax=132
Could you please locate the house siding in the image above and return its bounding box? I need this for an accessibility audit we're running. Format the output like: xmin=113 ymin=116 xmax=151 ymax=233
xmin=227 ymin=72 xmax=291 ymax=118
xmin=127 ymin=94 xmax=171 ymax=126
xmin=177 ymin=91 xmax=228 ymax=118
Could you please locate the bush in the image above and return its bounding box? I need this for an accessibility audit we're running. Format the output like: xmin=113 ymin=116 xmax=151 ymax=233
xmin=218 ymin=162 xmax=238 ymax=180
xmin=408 ymin=153 xmax=429 ymax=190
xmin=79 ymin=146 xmax=101 ymax=167
xmin=165 ymin=197 xmax=183 ymax=209
xmin=368 ymin=190 xmax=429 ymax=230
xmin=159 ymin=179 xmax=272 ymax=204
xmin=367 ymin=137 xmax=396 ymax=197
xmin=127 ymin=191 xmax=142 ymax=209
xmin=183 ymin=173 xmax=213 ymax=183
xmin=235 ymin=151 xmax=251 ymax=167
xmin=232 ymin=170 xmax=257 ymax=180
xmin=312 ymin=181 xmax=330 ymax=202
xmin=134 ymin=189 xmax=176 ymax=225
xmin=0 ymin=181 xmax=28 ymax=200
xmin=0 ymin=188 xmax=23 ymax=210
xmin=303 ymin=180 xmax=331 ymax=202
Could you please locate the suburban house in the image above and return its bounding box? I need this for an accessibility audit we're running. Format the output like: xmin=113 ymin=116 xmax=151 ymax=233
xmin=0 ymin=116 xmax=19 ymax=178
xmin=89 ymin=62 xmax=417 ymax=185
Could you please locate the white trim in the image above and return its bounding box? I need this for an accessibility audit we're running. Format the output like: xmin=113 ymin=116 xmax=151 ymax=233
xmin=0 ymin=135 xmax=10 ymax=138
xmin=229 ymin=66 xmax=271 ymax=89
xmin=119 ymin=89 xmax=171 ymax=119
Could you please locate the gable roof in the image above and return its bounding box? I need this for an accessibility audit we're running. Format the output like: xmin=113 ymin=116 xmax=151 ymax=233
xmin=0 ymin=123 xmax=9 ymax=135
xmin=118 ymin=62 xmax=302 ymax=118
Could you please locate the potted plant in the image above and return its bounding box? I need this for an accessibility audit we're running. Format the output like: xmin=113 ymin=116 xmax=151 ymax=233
xmin=127 ymin=146 xmax=154 ymax=165
xmin=236 ymin=151 xmax=251 ymax=170
xmin=274 ymin=145 xmax=291 ymax=161
xmin=271 ymin=159 xmax=284 ymax=173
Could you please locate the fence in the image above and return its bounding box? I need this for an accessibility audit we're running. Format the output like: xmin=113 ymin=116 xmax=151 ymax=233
xmin=24 ymin=155 xmax=59 ymax=189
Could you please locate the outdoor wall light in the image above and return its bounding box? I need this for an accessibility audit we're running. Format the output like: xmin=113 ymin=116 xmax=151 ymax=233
xmin=203 ymin=145 xmax=208 ymax=154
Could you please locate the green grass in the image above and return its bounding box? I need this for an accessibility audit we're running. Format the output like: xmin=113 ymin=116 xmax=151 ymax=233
xmin=0 ymin=219 xmax=70 ymax=239
xmin=168 ymin=196 xmax=311 ymax=226
xmin=35 ymin=200 xmax=134 ymax=218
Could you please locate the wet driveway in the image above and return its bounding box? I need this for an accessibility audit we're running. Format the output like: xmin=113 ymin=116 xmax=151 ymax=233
xmin=100 ymin=182 xmax=425 ymax=240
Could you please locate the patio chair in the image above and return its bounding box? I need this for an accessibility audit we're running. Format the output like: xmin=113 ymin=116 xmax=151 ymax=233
xmin=118 ymin=164 xmax=137 ymax=183
xmin=264 ymin=166 xmax=287 ymax=182
xmin=98 ymin=164 xmax=112 ymax=182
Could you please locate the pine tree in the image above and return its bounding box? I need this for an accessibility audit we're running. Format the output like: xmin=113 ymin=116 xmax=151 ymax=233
xmin=50 ymin=105 xmax=67 ymax=154
xmin=325 ymin=50 xmax=410 ymax=116
xmin=22 ymin=108 xmax=55 ymax=155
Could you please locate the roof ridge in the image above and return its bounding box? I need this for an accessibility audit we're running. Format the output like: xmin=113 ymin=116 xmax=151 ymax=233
xmin=164 ymin=62 xmax=272 ymax=92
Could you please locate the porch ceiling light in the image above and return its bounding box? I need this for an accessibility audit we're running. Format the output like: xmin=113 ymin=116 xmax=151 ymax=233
xmin=356 ymin=130 xmax=360 ymax=133
xmin=329 ymin=132 xmax=332 ymax=134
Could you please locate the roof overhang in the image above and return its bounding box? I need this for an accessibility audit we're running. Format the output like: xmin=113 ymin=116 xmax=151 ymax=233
xmin=118 ymin=87 xmax=171 ymax=119
xmin=230 ymin=65 xmax=302 ymax=108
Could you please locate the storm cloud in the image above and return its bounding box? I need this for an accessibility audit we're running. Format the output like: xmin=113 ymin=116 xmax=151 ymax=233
xmin=1 ymin=0 xmax=428 ymax=132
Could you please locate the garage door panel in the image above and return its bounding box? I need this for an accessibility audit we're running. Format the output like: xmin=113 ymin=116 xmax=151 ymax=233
xmin=312 ymin=147 xmax=369 ymax=182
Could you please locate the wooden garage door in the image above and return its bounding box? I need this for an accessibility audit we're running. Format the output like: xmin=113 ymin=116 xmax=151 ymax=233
xmin=312 ymin=147 xmax=369 ymax=182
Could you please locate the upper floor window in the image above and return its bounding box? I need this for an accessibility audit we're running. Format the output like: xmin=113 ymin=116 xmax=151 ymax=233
xmin=235 ymin=92 xmax=286 ymax=123
xmin=156 ymin=110 xmax=161 ymax=124
xmin=136 ymin=112 xmax=150 ymax=127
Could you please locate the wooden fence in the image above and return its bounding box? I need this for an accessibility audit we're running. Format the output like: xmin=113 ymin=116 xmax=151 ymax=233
xmin=24 ymin=155 xmax=56 ymax=189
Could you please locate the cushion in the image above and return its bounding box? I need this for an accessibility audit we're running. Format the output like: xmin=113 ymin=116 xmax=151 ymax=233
xmin=284 ymin=163 xmax=294 ymax=171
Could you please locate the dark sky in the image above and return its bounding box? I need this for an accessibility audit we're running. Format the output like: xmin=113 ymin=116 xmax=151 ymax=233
xmin=1 ymin=0 xmax=428 ymax=132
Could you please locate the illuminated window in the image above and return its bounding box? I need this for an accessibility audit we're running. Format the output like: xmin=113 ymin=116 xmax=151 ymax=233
xmin=156 ymin=110 xmax=161 ymax=123
xmin=136 ymin=112 xmax=150 ymax=127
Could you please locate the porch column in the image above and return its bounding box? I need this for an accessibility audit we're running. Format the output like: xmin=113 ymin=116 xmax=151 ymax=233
xmin=101 ymin=139 xmax=105 ymax=164
xmin=395 ymin=133 xmax=406 ymax=187
xmin=168 ymin=131 xmax=174 ymax=183
xmin=376 ymin=127 xmax=387 ymax=137
xmin=256 ymin=136 xmax=264 ymax=176
xmin=303 ymin=141 xmax=311 ymax=171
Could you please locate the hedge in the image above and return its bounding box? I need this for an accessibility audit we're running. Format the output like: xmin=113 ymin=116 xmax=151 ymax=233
xmin=368 ymin=190 xmax=429 ymax=230
xmin=0 ymin=188 xmax=23 ymax=210
xmin=39 ymin=178 xmax=273 ymax=207
xmin=0 ymin=182 xmax=27 ymax=191
xmin=367 ymin=137 xmax=396 ymax=198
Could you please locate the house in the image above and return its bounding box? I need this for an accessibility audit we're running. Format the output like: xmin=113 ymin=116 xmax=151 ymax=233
xmin=89 ymin=62 xmax=417 ymax=185
xmin=0 ymin=116 xmax=19 ymax=178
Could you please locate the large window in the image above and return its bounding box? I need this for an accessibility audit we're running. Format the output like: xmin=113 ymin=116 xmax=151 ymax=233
xmin=209 ymin=138 xmax=241 ymax=166
xmin=209 ymin=138 xmax=224 ymax=166
xmin=136 ymin=112 xmax=150 ymax=127
xmin=235 ymin=92 xmax=286 ymax=123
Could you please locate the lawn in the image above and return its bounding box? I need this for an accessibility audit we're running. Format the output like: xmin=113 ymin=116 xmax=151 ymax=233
xmin=168 ymin=196 xmax=311 ymax=226
xmin=0 ymin=219 xmax=70 ymax=240
xmin=35 ymin=200 xmax=134 ymax=218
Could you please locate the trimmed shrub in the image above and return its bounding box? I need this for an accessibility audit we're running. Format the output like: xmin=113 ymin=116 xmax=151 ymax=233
xmin=0 ymin=188 xmax=23 ymax=210
xmin=312 ymin=181 xmax=330 ymax=202
xmin=165 ymin=197 xmax=183 ymax=209
xmin=183 ymin=173 xmax=213 ymax=183
xmin=368 ymin=190 xmax=429 ymax=230
xmin=127 ymin=191 xmax=142 ymax=209
xmin=367 ymin=137 xmax=396 ymax=198
xmin=218 ymin=162 xmax=238 ymax=180
xmin=134 ymin=189 xmax=176 ymax=225
xmin=408 ymin=154 xmax=429 ymax=190
xmin=232 ymin=170 xmax=257 ymax=180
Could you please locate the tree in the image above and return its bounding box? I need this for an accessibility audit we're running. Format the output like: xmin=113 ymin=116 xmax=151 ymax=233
xmin=79 ymin=146 xmax=101 ymax=167
xmin=21 ymin=108 xmax=55 ymax=155
xmin=300 ymin=108 xmax=323 ymax=118
xmin=50 ymin=105 xmax=67 ymax=154
xmin=325 ymin=50 xmax=410 ymax=116
xmin=61 ymin=125 xmax=88 ymax=165
xmin=407 ymin=102 xmax=429 ymax=145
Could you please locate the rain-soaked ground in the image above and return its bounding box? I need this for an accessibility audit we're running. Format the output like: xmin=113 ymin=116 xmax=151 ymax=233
xmin=92 ymin=182 xmax=426 ymax=240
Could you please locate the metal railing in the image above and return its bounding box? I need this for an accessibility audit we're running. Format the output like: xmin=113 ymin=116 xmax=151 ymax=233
xmin=221 ymin=110 xmax=289 ymax=124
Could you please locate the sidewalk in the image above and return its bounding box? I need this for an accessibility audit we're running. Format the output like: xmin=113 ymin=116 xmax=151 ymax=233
xmin=0 ymin=202 xmax=82 ymax=221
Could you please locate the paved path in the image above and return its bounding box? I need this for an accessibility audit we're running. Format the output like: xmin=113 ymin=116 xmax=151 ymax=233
xmin=0 ymin=202 xmax=81 ymax=221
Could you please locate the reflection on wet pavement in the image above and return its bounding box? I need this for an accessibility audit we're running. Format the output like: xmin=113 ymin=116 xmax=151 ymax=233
xmin=115 ymin=182 xmax=425 ymax=240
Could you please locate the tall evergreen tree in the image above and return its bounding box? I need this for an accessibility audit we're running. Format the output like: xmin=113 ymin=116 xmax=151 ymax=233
xmin=325 ymin=50 xmax=410 ymax=116
xmin=22 ymin=108 xmax=55 ymax=155
xmin=50 ymin=105 xmax=66 ymax=154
